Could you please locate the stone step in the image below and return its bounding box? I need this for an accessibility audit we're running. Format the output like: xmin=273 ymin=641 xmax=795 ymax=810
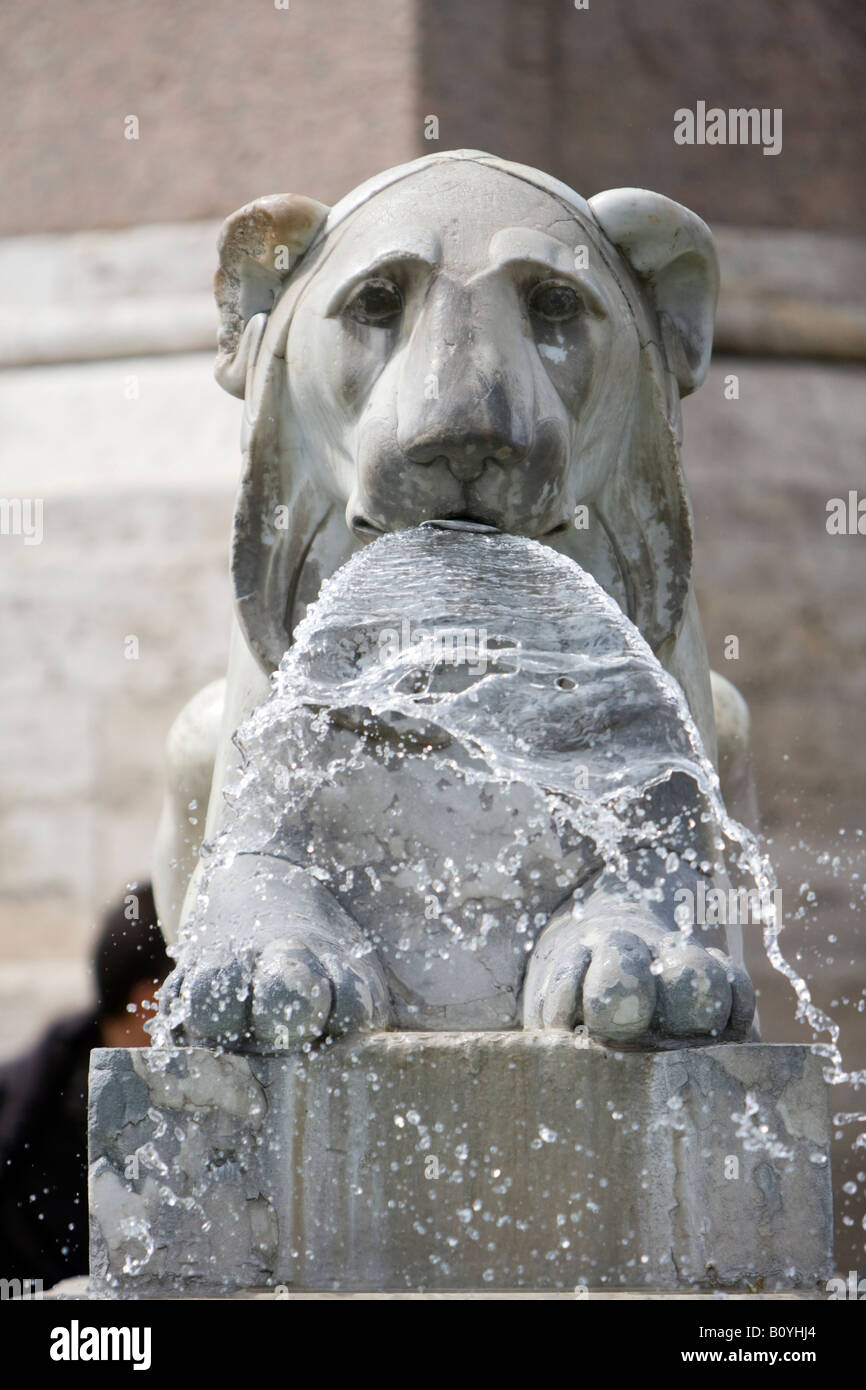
xmin=88 ymin=1038 xmax=833 ymax=1295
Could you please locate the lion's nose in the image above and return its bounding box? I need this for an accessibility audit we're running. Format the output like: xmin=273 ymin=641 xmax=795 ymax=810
xmin=406 ymin=433 xmax=527 ymax=483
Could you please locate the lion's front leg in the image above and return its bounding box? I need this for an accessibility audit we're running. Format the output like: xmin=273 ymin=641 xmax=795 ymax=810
xmin=160 ymin=854 xmax=391 ymax=1051
xmin=522 ymin=858 xmax=755 ymax=1046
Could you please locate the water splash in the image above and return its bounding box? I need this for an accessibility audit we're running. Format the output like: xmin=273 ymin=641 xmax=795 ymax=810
xmin=732 ymin=1091 xmax=794 ymax=1162
xmin=165 ymin=527 xmax=863 ymax=1125
xmin=118 ymin=1216 xmax=154 ymax=1277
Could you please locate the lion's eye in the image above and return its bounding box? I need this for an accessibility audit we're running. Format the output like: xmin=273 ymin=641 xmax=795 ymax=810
xmin=528 ymin=281 xmax=581 ymax=323
xmin=345 ymin=278 xmax=403 ymax=326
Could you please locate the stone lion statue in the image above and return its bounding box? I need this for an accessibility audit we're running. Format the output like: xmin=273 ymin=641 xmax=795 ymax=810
xmin=153 ymin=149 xmax=756 ymax=1049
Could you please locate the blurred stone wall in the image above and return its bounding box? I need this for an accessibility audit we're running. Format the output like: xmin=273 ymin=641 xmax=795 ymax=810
xmin=0 ymin=0 xmax=863 ymax=1271
xmin=0 ymin=0 xmax=418 ymax=235
xmin=1 ymin=0 xmax=863 ymax=236
xmin=419 ymin=0 xmax=866 ymax=233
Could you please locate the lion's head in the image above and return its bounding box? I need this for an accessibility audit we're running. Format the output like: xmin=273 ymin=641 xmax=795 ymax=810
xmin=214 ymin=150 xmax=718 ymax=678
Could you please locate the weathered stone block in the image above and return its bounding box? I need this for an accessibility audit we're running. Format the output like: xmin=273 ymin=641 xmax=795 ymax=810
xmin=88 ymin=1038 xmax=832 ymax=1294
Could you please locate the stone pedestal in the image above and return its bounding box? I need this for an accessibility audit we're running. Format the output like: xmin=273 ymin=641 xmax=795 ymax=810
xmin=88 ymin=1037 xmax=832 ymax=1295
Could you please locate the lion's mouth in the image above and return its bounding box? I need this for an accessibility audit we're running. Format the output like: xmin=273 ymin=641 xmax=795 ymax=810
xmin=350 ymin=515 xmax=385 ymax=538
xmin=425 ymin=514 xmax=573 ymax=538
xmin=421 ymin=515 xmax=501 ymax=534
xmin=350 ymin=512 xmax=570 ymax=540
xmin=350 ymin=512 xmax=501 ymax=538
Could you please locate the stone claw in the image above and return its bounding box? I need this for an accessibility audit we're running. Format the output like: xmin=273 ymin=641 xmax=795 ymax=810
xmin=251 ymin=943 xmax=334 ymax=1048
xmin=162 ymin=937 xmax=380 ymax=1052
xmin=523 ymin=909 xmax=755 ymax=1046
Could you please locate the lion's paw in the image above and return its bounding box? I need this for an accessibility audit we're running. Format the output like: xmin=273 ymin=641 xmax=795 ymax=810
xmin=161 ymin=937 xmax=385 ymax=1052
xmin=522 ymin=912 xmax=754 ymax=1046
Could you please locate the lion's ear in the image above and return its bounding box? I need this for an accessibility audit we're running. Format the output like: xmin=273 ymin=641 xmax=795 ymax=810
xmin=214 ymin=194 xmax=330 ymax=398
xmin=588 ymin=189 xmax=719 ymax=397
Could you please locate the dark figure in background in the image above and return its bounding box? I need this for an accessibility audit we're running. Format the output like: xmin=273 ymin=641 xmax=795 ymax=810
xmin=0 ymin=884 xmax=170 ymax=1286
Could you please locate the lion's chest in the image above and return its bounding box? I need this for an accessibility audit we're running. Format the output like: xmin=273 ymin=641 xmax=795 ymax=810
xmin=231 ymin=527 xmax=708 ymax=1030
xmin=274 ymin=720 xmax=590 ymax=1029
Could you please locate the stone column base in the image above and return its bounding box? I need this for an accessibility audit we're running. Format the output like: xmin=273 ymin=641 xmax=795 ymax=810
xmin=88 ymin=1036 xmax=833 ymax=1295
